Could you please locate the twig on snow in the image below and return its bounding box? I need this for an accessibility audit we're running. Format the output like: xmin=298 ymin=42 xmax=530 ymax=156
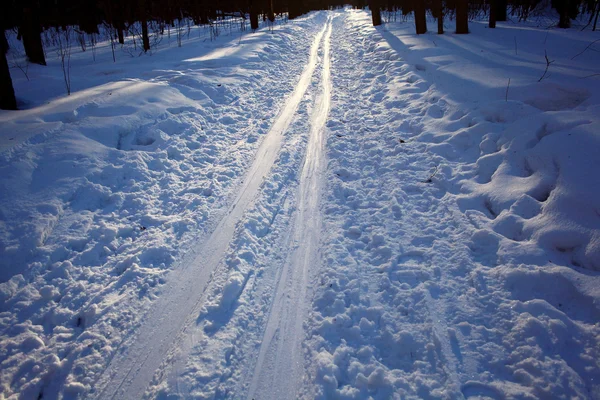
xmin=571 ymin=38 xmax=600 ymax=60
xmin=505 ymin=78 xmax=511 ymax=101
xmin=424 ymin=165 xmax=440 ymax=183
xmin=578 ymin=73 xmax=600 ymax=79
xmin=538 ymin=50 xmax=554 ymax=82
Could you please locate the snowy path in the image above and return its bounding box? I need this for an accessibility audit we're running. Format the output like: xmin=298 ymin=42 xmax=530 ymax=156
xmin=246 ymin=16 xmax=333 ymax=400
xmin=92 ymin=13 xmax=330 ymax=399
xmin=93 ymin=17 xmax=331 ymax=400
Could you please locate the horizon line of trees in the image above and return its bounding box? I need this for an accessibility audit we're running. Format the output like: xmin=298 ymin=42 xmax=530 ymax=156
xmin=2 ymin=0 xmax=599 ymax=110
xmin=368 ymin=0 xmax=600 ymax=33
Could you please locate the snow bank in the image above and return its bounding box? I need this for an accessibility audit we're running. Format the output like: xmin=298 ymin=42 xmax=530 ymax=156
xmin=304 ymin=9 xmax=600 ymax=400
xmin=0 ymin=15 xmax=320 ymax=399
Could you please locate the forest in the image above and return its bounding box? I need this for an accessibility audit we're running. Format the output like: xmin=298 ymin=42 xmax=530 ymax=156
xmin=1 ymin=0 xmax=599 ymax=110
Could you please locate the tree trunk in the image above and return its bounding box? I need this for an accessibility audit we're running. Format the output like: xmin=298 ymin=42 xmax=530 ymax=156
xmin=21 ymin=7 xmax=46 ymax=65
xmin=594 ymin=3 xmax=600 ymax=31
xmin=456 ymin=0 xmax=469 ymax=34
xmin=489 ymin=0 xmax=497 ymax=28
xmin=558 ymin=0 xmax=571 ymax=28
xmin=0 ymin=37 xmax=17 ymax=110
xmin=138 ymin=0 xmax=151 ymax=52
xmin=2 ymin=31 xmax=9 ymax=54
xmin=268 ymin=0 xmax=275 ymax=22
xmin=434 ymin=0 xmax=444 ymax=34
xmin=288 ymin=1 xmax=302 ymax=19
xmin=141 ymin=19 xmax=150 ymax=51
xmin=370 ymin=0 xmax=382 ymax=26
xmin=117 ymin=27 xmax=124 ymax=44
xmin=250 ymin=1 xmax=259 ymax=30
xmin=496 ymin=0 xmax=507 ymax=21
xmin=414 ymin=0 xmax=427 ymax=34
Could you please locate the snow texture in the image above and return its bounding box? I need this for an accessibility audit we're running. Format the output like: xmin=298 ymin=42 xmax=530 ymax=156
xmin=1 ymin=7 xmax=600 ymax=400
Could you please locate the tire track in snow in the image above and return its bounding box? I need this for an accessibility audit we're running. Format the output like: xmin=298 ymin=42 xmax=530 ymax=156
xmin=92 ymin=21 xmax=331 ymax=400
xmin=245 ymin=16 xmax=333 ymax=400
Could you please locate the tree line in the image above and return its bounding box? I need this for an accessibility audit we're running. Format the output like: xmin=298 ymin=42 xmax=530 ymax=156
xmin=1 ymin=0 xmax=599 ymax=110
xmin=368 ymin=0 xmax=599 ymax=33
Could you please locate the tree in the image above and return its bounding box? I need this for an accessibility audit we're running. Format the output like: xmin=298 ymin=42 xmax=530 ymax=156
xmin=489 ymin=0 xmax=497 ymax=28
xmin=250 ymin=0 xmax=259 ymax=30
xmin=496 ymin=0 xmax=507 ymax=21
xmin=21 ymin=6 xmax=46 ymax=65
xmin=268 ymin=0 xmax=275 ymax=22
xmin=414 ymin=0 xmax=427 ymax=34
xmin=456 ymin=0 xmax=469 ymax=33
xmin=138 ymin=0 xmax=151 ymax=52
xmin=554 ymin=0 xmax=572 ymax=28
xmin=434 ymin=0 xmax=444 ymax=34
xmin=289 ymin=0 xmax=304 ymax=19
xmin=0 ymin=34 xmax=17 ymax=110
xmin=370 ymin=0 xmax=382 ymax=26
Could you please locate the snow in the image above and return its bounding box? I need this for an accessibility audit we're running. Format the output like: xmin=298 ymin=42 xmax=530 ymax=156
xmin=1 ymin=7 xmax=600 ymax=400
xmin=302 ymin=10 xmax=600 ymax=400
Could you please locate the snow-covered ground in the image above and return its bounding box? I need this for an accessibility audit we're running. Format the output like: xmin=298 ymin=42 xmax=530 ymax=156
xmin=1 ymin=7 xmax=600 ymax=400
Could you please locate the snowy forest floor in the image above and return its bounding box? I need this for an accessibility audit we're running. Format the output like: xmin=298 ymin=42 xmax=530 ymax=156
xmin=1 ymin=8 xmax=600 ymax=400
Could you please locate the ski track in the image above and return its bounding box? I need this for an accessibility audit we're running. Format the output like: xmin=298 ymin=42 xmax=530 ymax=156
xmin=92 ymin=16 xmax=330 ymax=400
xmin=246 ymin=16 xmax=333 ymax=400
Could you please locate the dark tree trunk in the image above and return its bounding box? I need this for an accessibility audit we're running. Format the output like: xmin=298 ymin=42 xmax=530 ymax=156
xmin=21 ymin=7 xmax=46 ymax=65
xmin=456 ymin=0 xmax=469 ymax=33
xmin=141 ymin=19 xmax=150 ymax=51
xmin=288 ymin=1 xmax=302 ymax=19
xmin=434 ymin=0 xmax=444 ymax=34
xmin=558 ymin=0 xmax=571 ymax=28
xmin=117 ymin=27 xmax=124 ymax=44
xmin=489 ymin=0 xmax=497 ymax=28
xmin=1 ymin=31 xmax=8 ymax=54
xmin=414 ymin=0 xmax=427 ymax=34
xmin=496 ymin=0 xmax=507 ymax=21
xmin=268 ymin=0 xmax=275 ymax=22
xmin=594 ymin=3 xmax=600 ymax=31
xmin=0 ymin=37 xmax=17 ymax=110
xmin=138 ymin=0 xmax=151 ymax=51
xmin=370 ymin=0 xmax=382 ymax=26
xmin=250 ymin=1 xmax=259 ymax=30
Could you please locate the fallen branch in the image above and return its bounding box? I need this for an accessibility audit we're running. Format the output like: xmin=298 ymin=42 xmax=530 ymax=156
xmin=538 ymin=50 xmax=554 ymax=82
xmin=578 ymin=73 xmax=600 ymax=79
xmin=571 ymin=38 xmax=600 ymax=60
xmin=505 ymin=78 xmax=511 ymax=101
xmin=424 ymin=165 xmax=440 ymax=183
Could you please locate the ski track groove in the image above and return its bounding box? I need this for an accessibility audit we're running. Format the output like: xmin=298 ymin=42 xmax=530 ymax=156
xmin=92 ymin=18 xmax=331 ymax=400
xmin=246 ymin=15 xmax=333 ymax=400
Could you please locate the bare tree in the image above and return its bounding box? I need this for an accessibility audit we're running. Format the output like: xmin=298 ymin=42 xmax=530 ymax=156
xmin=56 ymin=26 xmax=73 ymax=95
xmin=10 ymin=51 xmax=30 ymax=81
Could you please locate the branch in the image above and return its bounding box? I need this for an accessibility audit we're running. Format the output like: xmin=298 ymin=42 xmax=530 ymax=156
xmin=538 ymin=50 xmax=554 ymax=82
xmin=571 ymin=38 xmax=600 ymax=60
xmin=578 ymin=73 xmax=600 ymax=79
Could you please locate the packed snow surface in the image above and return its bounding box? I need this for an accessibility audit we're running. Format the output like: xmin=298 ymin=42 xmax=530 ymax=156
xmin=1 ymin=8 xmax=600 ymax=400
